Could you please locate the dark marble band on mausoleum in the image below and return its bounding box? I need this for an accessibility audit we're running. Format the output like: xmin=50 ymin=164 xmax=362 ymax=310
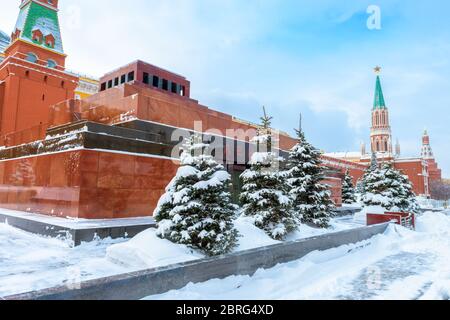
xmin=0 ymin=119 xmax=265 ymax=165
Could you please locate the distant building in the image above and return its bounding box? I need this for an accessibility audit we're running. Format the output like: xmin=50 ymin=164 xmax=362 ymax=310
xmin=0 ymin=30 xmax=10 ymax=63
xmin=71 ymin=72 xmax=99 ymax=100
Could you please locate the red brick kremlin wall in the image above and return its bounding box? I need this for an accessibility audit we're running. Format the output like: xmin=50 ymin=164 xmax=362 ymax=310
xmin=322 ymin=177 xmax=343 ymax=207
xmin=427 ymin=159 xmax=442 ymax=182
xmin=394 ymin=160 xmax=428 ymax=196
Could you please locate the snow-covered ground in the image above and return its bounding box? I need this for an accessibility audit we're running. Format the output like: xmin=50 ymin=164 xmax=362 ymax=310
xmin=2 ymin=210 xmax=448 ymax=300
xmin=0 ymin=223 xmax=132 ymax=297
xmin=145 ymin=211 xmax=450 ymax=300
xmin=0 ymin=215 xmax=360 ymax=297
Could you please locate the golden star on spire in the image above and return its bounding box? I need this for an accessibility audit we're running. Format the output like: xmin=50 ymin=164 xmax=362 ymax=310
xmin=374 ymin=66 xmax=382 ymax=74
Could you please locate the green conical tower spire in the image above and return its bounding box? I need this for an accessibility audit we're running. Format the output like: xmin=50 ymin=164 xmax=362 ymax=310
xmin=12 ymin=0 xmax=63 ymax=54
xmin=373 ymin=67 xmax=386 ymax=110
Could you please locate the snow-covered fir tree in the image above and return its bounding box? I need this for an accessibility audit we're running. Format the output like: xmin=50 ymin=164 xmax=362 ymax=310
xmin=361 ymin=154 xmax=391 ymax=208
xmin=342 ymin=170 xmax=356 ymax=204
xmin=240 ymin=108 xmax=296 ymax=240
xmin=362 ymin=157 xmax=419 ymax=213
xmin=154 ymin=135 xmax=239 ymax=256
xmin=356 ymin=153 xmax=379 ymax=202
xmin=355 ymin=180 xmax=365 ymax=194
xmin=380 ymin=163 xmax=420 ymax=213
xmin=369 ymin=152 xmax=378 ymax=171
xmin=286 ymin=128 xmax=335 ymax=228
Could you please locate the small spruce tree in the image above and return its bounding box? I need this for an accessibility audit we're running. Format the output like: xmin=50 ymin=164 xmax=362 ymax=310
xmin=240 ymin=107 xmax=296 ymax=240
xmin=342 ymin=170 xmax=356 ymax=204
xmin=154 ymin=135 xmax=239 ymax=256
xmin=361 ymin=154 xmax=393 ymax=209
xmin=369 ymin=152 xmax=378 ymax=171
xmin=355 ymin=180 xmax=365 ymax=194
xmin=381 ymin=163 xmax=420 ymax=213
xmin=286 ymin=127 xmax=335 ymax=228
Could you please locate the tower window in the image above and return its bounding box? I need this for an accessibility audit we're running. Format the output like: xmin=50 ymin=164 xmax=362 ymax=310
xmin=114 ymin=77 xmax=119 ymax=86
xmin=108 ymin=80 xmax=113 ymax=88
xmin=180 ymin=85 xmax=186 ymax=96
xmin=120 ymin=74 xmax=126 ymax=84
xmin=152 ymin=76 xmax=159 ymax=87
xmin=100 ymin=83 xmax=106 ymax=91
xmin=47 ymin=59 xmax=57 ymax=68
xmin=25 ymin=52 xmax=38 ymax=63
xmin=143 ymin=72 xmax=149 ymax=84
xmin=61 ymin=81 xmax=65 ymax=88
xmin=127 ymin=72 xmax=135 ymax=82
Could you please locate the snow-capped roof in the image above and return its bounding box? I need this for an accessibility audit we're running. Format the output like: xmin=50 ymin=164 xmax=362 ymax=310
xmin=32 ymin=26 xmax=54 ymax=37
xmin=393 ymin=157 xmax=423 ymax=163
xmin=325 ymin=152 xmax=362 ymax=159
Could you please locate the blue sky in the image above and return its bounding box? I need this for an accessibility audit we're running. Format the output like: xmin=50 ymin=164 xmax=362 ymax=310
xmin=1 ymin=0 xmax=449 ymax=176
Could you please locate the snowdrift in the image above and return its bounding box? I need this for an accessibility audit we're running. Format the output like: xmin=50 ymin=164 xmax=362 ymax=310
xmin=233 ymin=216 xmax=280 ymax=251
xmin=106 ymin=216 xmax=281 ymax=268
xmin=106 ymin=229 xmax=203 ymax=269
xmin=416 ymin=211 xmax=450 ymax=234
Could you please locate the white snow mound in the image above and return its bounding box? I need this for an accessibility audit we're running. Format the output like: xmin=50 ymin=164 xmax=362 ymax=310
xmin=234 ymin=216 xmax=280 ymax=251
xmin=416 ymin=211 xmax=450 ymax=234
xmin=106 ymin=229 xmax=203 ymax=269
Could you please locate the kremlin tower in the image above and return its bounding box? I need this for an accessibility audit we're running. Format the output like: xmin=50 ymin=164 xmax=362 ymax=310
xmin=0 ymin=0 xmax=78 ymax=144
xmin=328 ymin=67 xmax=443 ymax=198
xmin=370 ymin=67 xmax=393 ymax=156
xmin=421 ymin=129 xmax=434 ymax=159
xmin=422 ymin=129 xmax=442 ymax=183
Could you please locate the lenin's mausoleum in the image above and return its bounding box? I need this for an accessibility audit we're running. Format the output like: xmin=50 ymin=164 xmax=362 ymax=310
xmin=0 ymin=0 xmax=442 ymax=220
